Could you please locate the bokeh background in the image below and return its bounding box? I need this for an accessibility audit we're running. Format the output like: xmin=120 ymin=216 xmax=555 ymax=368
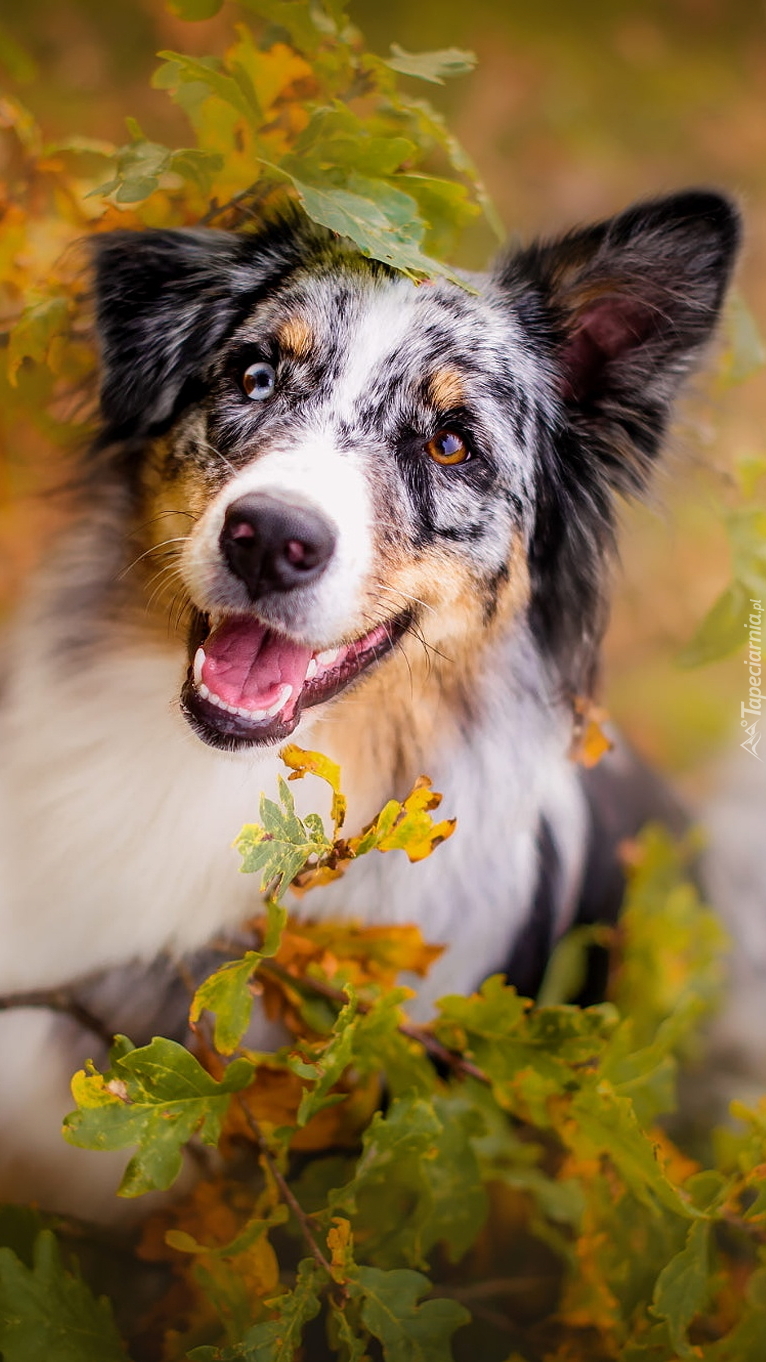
xmin=1 ymin=0 xmax=764 ymax=791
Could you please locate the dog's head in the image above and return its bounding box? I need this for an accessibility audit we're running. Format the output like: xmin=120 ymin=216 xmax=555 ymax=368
xmin=90 ymin=193 xmax=740 ymax=750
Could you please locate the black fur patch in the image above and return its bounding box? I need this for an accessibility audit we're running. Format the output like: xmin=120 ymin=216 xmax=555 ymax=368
xmin=504 ymin=816 xmax=560 ymax=997
xmin=497 ymin=190 xmax=741 ymax=693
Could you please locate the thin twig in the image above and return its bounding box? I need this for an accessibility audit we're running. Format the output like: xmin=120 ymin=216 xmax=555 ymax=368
xmin=397 ymin=1019 xmax=490 ymax=1085
xmin=0 ymin=988 xmax=114 ymax=1048
xmin=234 ymin=1093 xmax=345 ymax=1292
xmin=192 ymin=1004 xmax=344 ymax=1291
xmin=256 ymin=959 xmax=491 ymax=1087
xmin=199 ymin=180 xmax=275 ymax=227
xmin=200 ymin=185 xmax=255 ymax=225
xmin=433 ymin=1275 xmax=553 ymax=1303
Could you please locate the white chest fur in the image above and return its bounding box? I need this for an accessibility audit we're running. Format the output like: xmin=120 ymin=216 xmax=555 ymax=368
xmin=0 ymin=623 xmax=586 ymax=1010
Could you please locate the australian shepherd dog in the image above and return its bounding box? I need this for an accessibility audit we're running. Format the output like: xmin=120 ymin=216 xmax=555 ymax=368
xmin=0 ymin=190 xmax=742 ymax=1216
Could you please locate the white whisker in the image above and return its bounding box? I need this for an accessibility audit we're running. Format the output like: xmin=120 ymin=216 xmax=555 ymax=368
xmin=196 ymin=437 xmax=238 ymax=477
xmin=119 ymin=536 xmax=190 ymax=580
xmin=373 ymin=580 xmax=435 ymax=615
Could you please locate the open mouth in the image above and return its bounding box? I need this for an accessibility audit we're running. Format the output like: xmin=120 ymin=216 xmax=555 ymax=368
xmin=180 ymin=609 xmax=410 ymax=749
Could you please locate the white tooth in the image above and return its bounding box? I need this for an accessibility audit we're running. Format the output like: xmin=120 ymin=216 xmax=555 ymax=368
xmin=198 ymin=683 xmax=210 ymax=700
xmin=193 ymin=646 xmax=206 ymax=688
xmin=306 ymin=657 xmax=318 ymax=681
xmin=207 ymin=691 xmax=222 ymax=708
xmin=316 ymin=648 xmax=340 ymax=668
xmin=237 ymin=706 xmax=252 ymax=719
xmin=226 ymin=702 xmax=239 ymax=714
xmin=267 ymin=683 xmax=293 ymax=717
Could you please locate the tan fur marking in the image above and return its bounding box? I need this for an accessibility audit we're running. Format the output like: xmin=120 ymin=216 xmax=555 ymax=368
xmin=320 ymin=535 xmax=532 ymax=809
xmin=125 ymin=441 xmax=204 ymax=638
xmin=428 ymin=368 xmax=465 ymax=412
xmin=278 ymin=316 xmax=315 ymax=359
xmin=490 ymin=536 xmax=531 ymax=630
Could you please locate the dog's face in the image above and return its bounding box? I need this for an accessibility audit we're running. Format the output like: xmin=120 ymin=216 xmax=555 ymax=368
xmin=145 ymin=263 xmax=541 ymax=750
xmin=91 ymin=194 xmax=739 ymax=750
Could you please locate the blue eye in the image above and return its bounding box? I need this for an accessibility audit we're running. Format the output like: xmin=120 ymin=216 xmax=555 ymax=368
xmin=242 ymin=361 xmax=276 ymax=400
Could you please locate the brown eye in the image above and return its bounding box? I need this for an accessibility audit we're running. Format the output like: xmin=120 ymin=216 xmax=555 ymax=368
xmin=425 ymin=429 xmax=469 ymax=466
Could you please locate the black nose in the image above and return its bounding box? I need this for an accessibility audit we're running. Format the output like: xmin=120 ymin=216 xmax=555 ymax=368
xmin=220 ymin=493 xmax=336 ymax=598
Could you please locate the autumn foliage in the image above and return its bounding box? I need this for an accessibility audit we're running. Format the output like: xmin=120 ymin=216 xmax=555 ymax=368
xmin=2 ymin=2 xmax=766 ymax=1360
xmin=0 ymin=745 xmax=764 ymax=1361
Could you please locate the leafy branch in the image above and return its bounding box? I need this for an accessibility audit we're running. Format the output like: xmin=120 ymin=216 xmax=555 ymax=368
xmin=232 ymin=1092 xmax=338 ymax=1286
xmin=190 ymin=748 xmax=454 ymax=1056
xmin=89 ymin=0 xmax=497 ymax=282
xmin=0 ymin=738 xmax=760 ymax=1360
xmin=256 ymin=957 xmax=491 ymax=1085
xmin=49 ymin=745 xmax=766 ymax=1361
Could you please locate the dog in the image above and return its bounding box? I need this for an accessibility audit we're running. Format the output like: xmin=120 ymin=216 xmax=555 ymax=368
xmin=0 ymin=190 xmax=742 ymax=1218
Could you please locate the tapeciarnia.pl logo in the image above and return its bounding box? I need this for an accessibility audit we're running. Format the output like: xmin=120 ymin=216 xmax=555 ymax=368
xmin=741 ymin=598 xmax=763 ymax=760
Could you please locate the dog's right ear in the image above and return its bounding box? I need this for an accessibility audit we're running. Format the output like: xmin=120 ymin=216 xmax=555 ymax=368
xmin=91 ymin=228 xmax=285 ymax=437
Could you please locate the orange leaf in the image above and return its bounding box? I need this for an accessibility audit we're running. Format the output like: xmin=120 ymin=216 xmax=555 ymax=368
xmin=327 ymin=1216 xmax=354 ymax=1282
xmin=281 ymin=742 xmax=347 ymax=832
xmin=570 ymin=698 xmax=614 ymax=768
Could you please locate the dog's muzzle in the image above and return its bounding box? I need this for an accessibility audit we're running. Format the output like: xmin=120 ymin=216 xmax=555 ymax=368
xmin=180 ymin=493 xmax=411 ymax=751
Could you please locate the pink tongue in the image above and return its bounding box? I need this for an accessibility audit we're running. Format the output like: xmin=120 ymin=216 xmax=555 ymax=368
xmin=200 ymin=616 xmax=312 ymax=710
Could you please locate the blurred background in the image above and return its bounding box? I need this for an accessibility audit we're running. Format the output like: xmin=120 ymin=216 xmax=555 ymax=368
xmin=1 ymin=0 xmax=764 ymax=791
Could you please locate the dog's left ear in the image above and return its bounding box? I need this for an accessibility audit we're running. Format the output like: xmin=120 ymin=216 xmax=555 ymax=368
xmin=501 ymin=189 xmax=741 ymax=491
xmin=90 ymin=226 xmax=300 ymax=438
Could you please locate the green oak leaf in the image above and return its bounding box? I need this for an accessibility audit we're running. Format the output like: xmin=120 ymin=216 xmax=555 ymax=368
xmin=169 ymin=146 xmax=224 ymax=190
xmin=351 ymin=1266 xmax=469 ymax=1362
xmin=279 ymin=171 xmax=465 ymax=284
xmin=88 ymin=138 xmax=174 ymax=203
xmin=236 ymin=776 xmax=331 ymax=896
xmin=652 ymin=1219 xmax=711 ymax=1358
xmin=384 ymin=44 xmax=477 ymax=86
xmin=569 ymin=1083 xmax=696 ymax=1220
xmin=435 ymin=973 xmax=529 ymax=1042
xmin=328 ymin=1093 xmax=445 ymax=1268
xmin=0 ymin=1231 xmax=131 ymax=1362
xmin=63 ymin=1036 xmax=254 ymax=1196
xmin=328 ymin=1299 xmax=369 ymax=1361
xmin=190 ymin=951 xmax=264 ymax=1056
xmin=419 ymin=1093 xmax=488 ymax=1263
xmin=188 ymin=1258 xmax=323 ymax=1360
xmin=190 ymin=897 xmax=287 ymax=1054
xmin=291 ymin=993 xmax=359 ymax=1126
xmin=7 ymin=296 xmax=70 ymax=384
xmin=156 ymin=51 xmax=262 ymax=125
xmin=238 ymin=0 xmax=336 ymax=57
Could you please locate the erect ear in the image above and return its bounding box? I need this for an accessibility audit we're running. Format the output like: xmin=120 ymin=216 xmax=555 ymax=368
xmin=90 ymin=227 xmax=294 ymax=438
xmin=503 ymin=190 xmax=741 ymax=492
